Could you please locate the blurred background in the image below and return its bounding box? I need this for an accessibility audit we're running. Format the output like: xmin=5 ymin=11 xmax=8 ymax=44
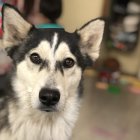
xmin=0 ymin=0 xmax=140 ymax=140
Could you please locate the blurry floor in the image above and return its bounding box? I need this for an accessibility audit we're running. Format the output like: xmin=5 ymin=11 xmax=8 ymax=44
xmin=72 ymin=70 xmax=140 ymax=140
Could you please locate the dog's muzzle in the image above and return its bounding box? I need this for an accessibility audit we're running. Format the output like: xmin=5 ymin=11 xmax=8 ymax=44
xmin=39 ymin=88 xmax=60 ymax=112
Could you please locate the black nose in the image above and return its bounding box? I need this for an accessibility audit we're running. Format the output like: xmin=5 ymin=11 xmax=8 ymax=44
xmin=39 ymin=88 xmax=60 ymax=106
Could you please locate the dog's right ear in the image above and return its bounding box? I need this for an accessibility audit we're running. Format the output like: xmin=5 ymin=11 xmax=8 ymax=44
xmin=2 ymin=4 xmax=33 ymax=48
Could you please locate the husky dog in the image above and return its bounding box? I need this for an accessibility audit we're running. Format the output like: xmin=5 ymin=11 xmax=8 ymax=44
xmin=0 ymin=4 xmax=104 ymax=140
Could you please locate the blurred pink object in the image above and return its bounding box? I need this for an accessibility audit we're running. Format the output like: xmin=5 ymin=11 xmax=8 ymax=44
xmin=128 ymin=85 xmax=140 ymax=95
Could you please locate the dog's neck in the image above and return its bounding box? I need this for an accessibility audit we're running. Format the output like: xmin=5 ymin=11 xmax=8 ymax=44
xmin=7 ymin=94 xmax=80 ymax=140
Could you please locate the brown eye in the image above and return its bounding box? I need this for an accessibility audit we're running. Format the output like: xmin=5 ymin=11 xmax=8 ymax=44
xmin=30 ymin=53 xmax=42 ymax=64
xmin=63 ymin=58 xmax=75 ymax=68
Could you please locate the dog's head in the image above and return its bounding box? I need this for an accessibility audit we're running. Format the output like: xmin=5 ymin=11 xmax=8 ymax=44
xmin=2 ymin=4 xmax=104 ymax=113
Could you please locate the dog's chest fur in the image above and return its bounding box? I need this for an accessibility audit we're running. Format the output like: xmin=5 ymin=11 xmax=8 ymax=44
xmin=0 ymin=96 xmax=80 ymax=140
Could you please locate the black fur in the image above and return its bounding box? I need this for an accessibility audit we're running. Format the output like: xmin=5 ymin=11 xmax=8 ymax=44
xmin=0 ymin=74 xmax=17 ymax=131
xmin=0 ymin=98 xmax=9 ymax=131
xmin=39 ymin=60 xmax=49 ymax=71
xmin=55 ymin=61 xmax=64 ymax=75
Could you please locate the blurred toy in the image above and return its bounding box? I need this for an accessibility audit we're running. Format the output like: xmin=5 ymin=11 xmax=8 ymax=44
xmin=108 ymin=84 xmax=121 ymax=94
xmin=122 ymin=75 xmax=140 ymax=95
xmin=95 ymin=81 xmax=108 ymax=90
xmin=98 ymin=57 xmax=120 ymax=84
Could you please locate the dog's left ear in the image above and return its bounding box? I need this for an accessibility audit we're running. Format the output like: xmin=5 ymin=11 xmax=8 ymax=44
xmin=2 ymin=4 xmax=33 ymax=47
xmin=76 ymin=19 xmax=105 ymax=62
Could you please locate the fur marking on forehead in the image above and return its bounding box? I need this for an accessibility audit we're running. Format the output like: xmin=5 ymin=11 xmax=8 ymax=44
xmin=51 ymin=33 xmax=58 ymax=52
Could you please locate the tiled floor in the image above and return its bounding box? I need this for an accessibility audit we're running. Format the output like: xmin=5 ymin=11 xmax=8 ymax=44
xmin=72 ymin=72 xmax=140 ymax=140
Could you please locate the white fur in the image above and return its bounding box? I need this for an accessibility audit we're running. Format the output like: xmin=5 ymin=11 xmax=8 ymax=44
xmin=6 ymin=95 xmax=80 ymax=140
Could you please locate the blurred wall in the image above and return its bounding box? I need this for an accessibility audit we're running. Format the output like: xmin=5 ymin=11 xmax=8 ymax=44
xmin=58 ymin=0 xmax=104 ymax=32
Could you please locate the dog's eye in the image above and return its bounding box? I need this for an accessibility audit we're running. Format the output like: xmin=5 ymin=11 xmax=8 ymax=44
xmin=30 ymin=53 xmax=42 ymax=64
xmin=63 ymin=58 xmax=75 ymax=68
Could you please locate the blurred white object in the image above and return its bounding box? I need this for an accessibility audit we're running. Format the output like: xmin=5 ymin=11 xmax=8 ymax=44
xmin=123 ymin=2 xmax=140 ymax=32
xmin=123 ymin=15 xmax=140 ymax=32
xmin=127 ymin=2 xmax=140 ymax=14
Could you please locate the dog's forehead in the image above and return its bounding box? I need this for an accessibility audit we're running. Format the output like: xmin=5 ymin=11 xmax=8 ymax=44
xmin=14 ymin=28 xmax=84 ymax=68
xmin=31 ymin=28 xmax=79 ymax=47
xmin=28 ymin=28 xmax=80 ymax=57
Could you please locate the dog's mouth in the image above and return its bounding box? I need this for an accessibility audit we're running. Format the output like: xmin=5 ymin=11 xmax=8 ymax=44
xmin=39 ymin=106 xmax=57 ymax=112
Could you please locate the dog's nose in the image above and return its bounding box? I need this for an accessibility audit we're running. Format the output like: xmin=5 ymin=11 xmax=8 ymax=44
xmin=39 ymin=88 xmax=60 ymax=106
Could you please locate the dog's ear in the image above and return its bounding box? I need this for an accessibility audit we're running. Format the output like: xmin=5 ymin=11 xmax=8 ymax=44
xmin=2 ymin=4 xmax=33 ymax=48
xmin=76 ymin=19 xmax=105 ymax=62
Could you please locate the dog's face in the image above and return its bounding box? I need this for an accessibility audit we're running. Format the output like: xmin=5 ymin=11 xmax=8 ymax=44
xmin=2 ymin=4 xmax=104 ymax=113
